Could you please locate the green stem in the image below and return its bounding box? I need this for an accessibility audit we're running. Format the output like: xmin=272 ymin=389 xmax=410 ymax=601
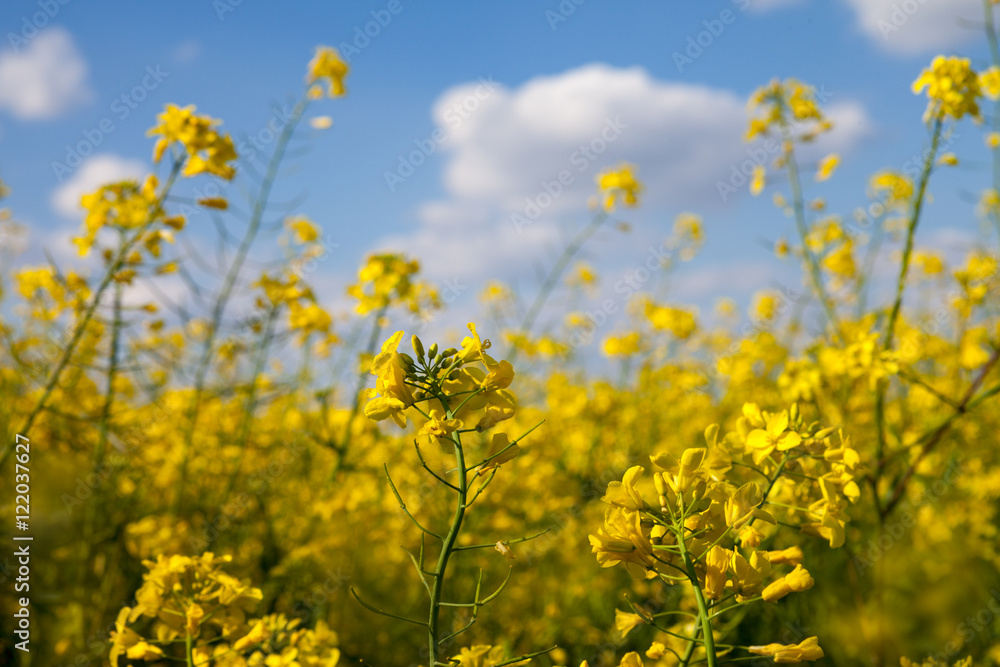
xmin=506 ymin=209 xmax=608 ymax=362
xmin=0 ymin=161 xmax=182 ymax=468
xmin=427 ymin=403 xmax=469 ymax=666
xmin=173 ymin=94 xmax=309 ymax=512
xmin=874 ymin=116 xmax=943 ymax=479
xmin=220 ymin=303 xmax=280 ymax=502
xmin=676 ymin=520 xmax=717 ymax=667
xmin=678 ymin=624 xmax=702 ymax=667
xmin=327 ymin=304 xmax=387 ymax=484
xmin=79 ymin=276 xmax=125 ymax=586
xmin=781 ymin=128 xmax=840 ymax=333
xmin=882 ymin=117 xmax=943 ymax=352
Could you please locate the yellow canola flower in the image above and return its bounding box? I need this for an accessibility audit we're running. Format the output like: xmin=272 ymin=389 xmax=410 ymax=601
xmin=746 ymin=409 xmax=802 ymax=464
xmin=614 ymin=609 xmax=645 ymax=637
xmin=761 ymin=564 xmax=814 ymax=602
xmin=749 ymin=636 xmax=824 ymax=662
xmin=603 ymin=332 xmax=641 ymax=357
xmin=767 ymin=546 xmax=804 ymax=565
xmin=348 ymin=252 xmax=439 ymax=315
xmin=644 ymin=301 xmax=697 ymax=338
xmin=286 ymin=215 xmax=321 ymax=243
xmin=981 ymin=65 xmax=1000 ymax=100
xmin=823 ymin=241 xmax=856 ymax=279
xmin=307 ymin=45 xmax=350 ymax=97
xmin=197 ymin=196 xmax=228 ymax=210
xmin=618 ymin=651 xmax=644 ymax=667
xmin=723 ymin=482 xmax=776 ymax=529
xmin=870 ymin=171 xmax=914 ymax=210
xmin=750 ymin=164 xmax=766 ymax=196
xmin=816 ymin=153 xmax=840 ymax=181
xmin=363 ymin=330 xmax=415 ymax=428
xmin=912 ymin=56 xmax=982 ymax=121
xmin=745 ymin=78 xmax=830 ymax=141
xmin=602 ymin=465 xmax=646 ymax=512
xmin=597 ymin=163 xmax=643 ymax=211
xmin=477 ymin=432 xmax=520 ymax=475
xmin=730 ymin=549 xmax=772 ymax=600
xmin=703 ymin=545 xmax=731 ymax=600
xmin=589 ymin=506 xmax=655 ymax=578
xmin=417 ymin=409 xmax=464 ymax=446
xmin=75 ymin=176 xmax=160 ymax=256
xmin=148 ymin=104 xmax=238 ymax=179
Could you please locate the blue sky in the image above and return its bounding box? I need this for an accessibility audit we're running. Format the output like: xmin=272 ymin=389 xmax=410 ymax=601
xmin=0 ymin=0 xmax=996 ymax=350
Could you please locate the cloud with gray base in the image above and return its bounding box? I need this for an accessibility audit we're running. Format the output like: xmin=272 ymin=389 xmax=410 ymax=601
xmin=378 ymin=64 xmax=871 ymax=286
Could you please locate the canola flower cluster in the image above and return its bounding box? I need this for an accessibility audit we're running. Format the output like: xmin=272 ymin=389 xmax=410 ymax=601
xmin=4 ymin=14 xmax=1000 ymax=667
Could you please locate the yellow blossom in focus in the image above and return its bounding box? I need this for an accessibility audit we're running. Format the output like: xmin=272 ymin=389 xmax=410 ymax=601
xmin=761 ymin=564 xmax=814 ymax=602
xmin=749 ymin=636 xmax=824 ymax=662
xmin=746 ymin=409 xmax=802 ymax=464
xmin=614 ymin=609 xmax=645 ymax=637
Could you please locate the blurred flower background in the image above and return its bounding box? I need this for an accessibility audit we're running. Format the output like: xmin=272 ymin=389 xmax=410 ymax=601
xmin=1 ymin=1 xmax=1000 ymax=666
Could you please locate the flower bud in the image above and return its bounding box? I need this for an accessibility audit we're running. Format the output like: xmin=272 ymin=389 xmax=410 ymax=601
xmin=412 ymin=335 xmax=425 ymax=360
xmin=440 ymin=347 xmax=458 ymax=358
xmin=398 ymin=352 xmax=415 ymax=369
xmin=428 ymin=343 xmax=439 ymax=360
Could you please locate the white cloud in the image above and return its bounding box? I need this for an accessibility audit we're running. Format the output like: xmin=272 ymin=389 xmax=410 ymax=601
xmin=51 ymin=154 xmax=146 ymax=218
xmin=379 ymin=64 xmax=871 ymax=291
xmin=842 ymin=0 xmax=982 ymax=55
xmin=0 ymin=28 xmax=92 ymax=120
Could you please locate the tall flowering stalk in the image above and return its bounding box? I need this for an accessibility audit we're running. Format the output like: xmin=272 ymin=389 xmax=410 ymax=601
xmin=355 ymin=324 xmax=550 ymax=666
xmin=590 ymin=403 xmax=859 ymax=666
